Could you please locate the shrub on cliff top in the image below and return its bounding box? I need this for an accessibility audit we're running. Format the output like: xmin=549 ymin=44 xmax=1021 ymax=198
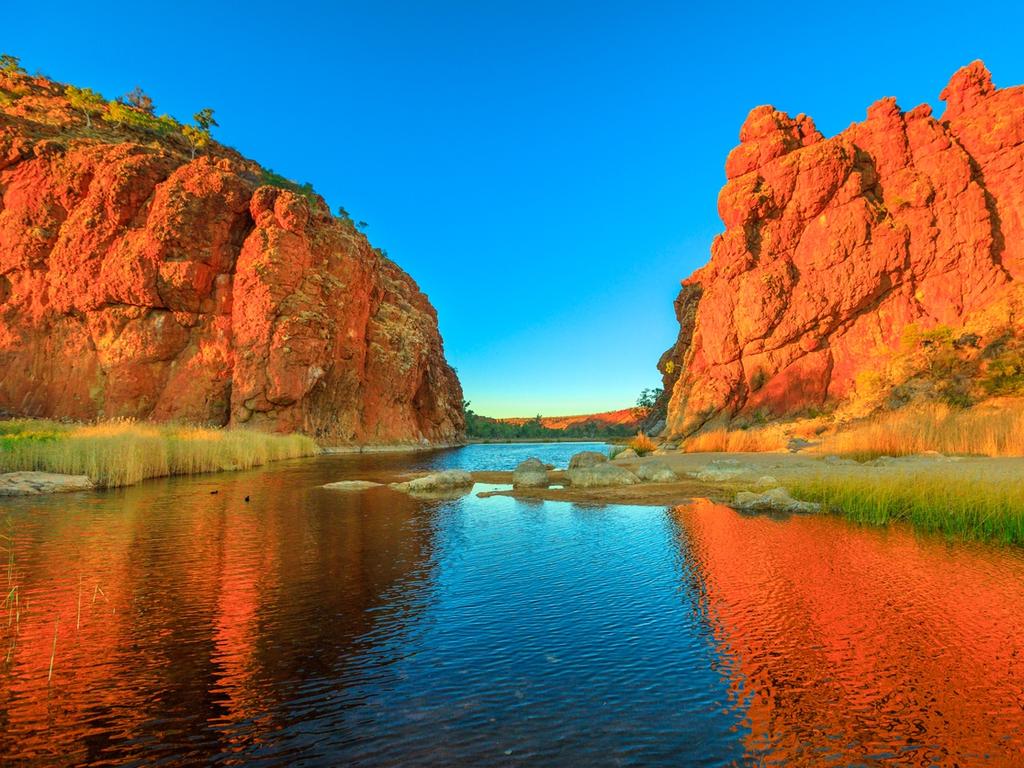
xmin=0 ymin=54 xmax=24 ymax=74
xmin=103 ymin=100 xmax=178 ymax=135
xmin=123 ymin=85 xmax=154 ymax=114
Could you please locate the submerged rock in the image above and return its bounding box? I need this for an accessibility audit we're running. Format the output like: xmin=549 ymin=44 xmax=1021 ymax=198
xmin=512 ymin=458 xmax=549 ymax=488
xmin=733 ymin=487 xmax=820 ymax=513
xmin=323 ymin=480 xmax=382 ymax=491
xmin=0 ymin=472 xmax=94 ymax=496
xmin=568 ymin=451 xmax=609 ymax=469
xmin=566 ymin=464 xmax=639 ymax=488
xmin=634 ymin=461 xmax=678 ymax=483
xmin=391 ymin=470 xmax=474 ymax=494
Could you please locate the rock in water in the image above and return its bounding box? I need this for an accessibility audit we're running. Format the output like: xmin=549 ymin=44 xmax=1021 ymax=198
xmin=0 ymin=70 xmax=463 ymax=446
xmin=658 ymin=61 xmax=1024 ymax=436
xmin=733 ymin=487 xmax=820 ymax=513
xmin=568 ymin=451 xmax=609 ymax=469
xmin=0 ymin=472 xmax=94 ymax=496
xmin=512 ymin=458 xmax=549 ymax=488
xmin=566 ymin=464 xmax=640 ymax=488
xmin=391 ymin=470 xmax=474 ymax=494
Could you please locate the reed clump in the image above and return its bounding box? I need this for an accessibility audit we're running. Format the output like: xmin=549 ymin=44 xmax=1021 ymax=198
xmin=791 ymin=473 xmax=1024 ymax=545
xmin=817 ymin=403 xmax=1024 ymax=460
xmin=0 ymin=419 xmax=318 ymax=487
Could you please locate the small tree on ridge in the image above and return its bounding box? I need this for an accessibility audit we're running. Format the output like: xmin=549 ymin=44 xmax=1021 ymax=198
xmin=183 ymin=107 xmax=218 ymax=160
xmin=66 ymin=86 xmax=106 ymax=128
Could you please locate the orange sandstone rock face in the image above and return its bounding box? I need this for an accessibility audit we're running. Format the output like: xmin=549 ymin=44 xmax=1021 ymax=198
xmin=0 ymin=75 xmax=463 ymax=445
xmin=661 ymin=61 xmax=1024 ymax=436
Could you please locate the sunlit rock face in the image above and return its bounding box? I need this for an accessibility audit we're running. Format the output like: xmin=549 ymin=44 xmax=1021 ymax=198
xmin=0 ymin=72 xmax=463 ymax=445
xmin=660 ymin=61 xmax=1024 ymax=436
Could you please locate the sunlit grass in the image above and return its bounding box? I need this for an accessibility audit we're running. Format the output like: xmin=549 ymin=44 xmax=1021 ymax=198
xmin=816 ymin=403 xmax=1024 ymax=459
xmin=628 ymin=432 xmax=657 ymax=456
xmin=791 ymin=473 xmax=1024 ymax=545
xmin=682 ymin=427 xmax=786 ymax=453
xmin=0 ymin=419 xmax=318 ymax=487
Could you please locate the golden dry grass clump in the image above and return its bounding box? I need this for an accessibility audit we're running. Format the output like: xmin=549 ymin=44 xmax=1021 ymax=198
xmin=679 ymin=401 xmax=1024 ymax=459
xmin=0 ymin=419 xmax=318 ymax=488
xmin=681 ymin=427 xmax=787 ymax=453
xmin=816 ymin=403 xmax=1024 ymax=459
xmin=628 ymin=432 xmax=657 ymax=456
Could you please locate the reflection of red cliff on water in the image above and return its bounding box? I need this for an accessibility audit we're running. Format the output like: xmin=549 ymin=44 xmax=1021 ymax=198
xmin=676 ymin=500 xmax=1024 ymax=767
xmin=0 ymin=471 xmax=437 ymax=764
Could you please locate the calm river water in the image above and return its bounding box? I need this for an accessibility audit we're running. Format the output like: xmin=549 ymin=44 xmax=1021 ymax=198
xmin=2 ymin=442 xmax=1024 ymax=766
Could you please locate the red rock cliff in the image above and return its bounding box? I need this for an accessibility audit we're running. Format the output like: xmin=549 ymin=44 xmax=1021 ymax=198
xmin=0 ymin=72 xmax=464 ymax=445
xmin=661 ymin=61 xmax=1024 ymax=436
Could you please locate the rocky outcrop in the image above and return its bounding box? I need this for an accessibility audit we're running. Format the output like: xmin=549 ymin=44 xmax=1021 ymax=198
xmin=660 ymin=61 xmax=1024 ymax=436
xmin=0 ymin=72 xmax=463 ymax=445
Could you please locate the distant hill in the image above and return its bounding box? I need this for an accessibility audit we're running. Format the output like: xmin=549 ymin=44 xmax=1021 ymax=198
xmin=464 ymin=407 xmax=641 ymax=439
xmin=498 ymin=409 xmax=640 ymax=430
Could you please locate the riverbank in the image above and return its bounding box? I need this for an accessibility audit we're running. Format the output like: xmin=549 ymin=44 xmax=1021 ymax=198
xmin=414 ymin=450 xmax=1024 ymax=545
xmin=0 ymin=419 xmax=318 ymax=489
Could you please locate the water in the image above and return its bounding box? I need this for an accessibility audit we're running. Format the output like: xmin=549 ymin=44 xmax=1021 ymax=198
xmin=2 ymin=442 xmax=1024 ymax=766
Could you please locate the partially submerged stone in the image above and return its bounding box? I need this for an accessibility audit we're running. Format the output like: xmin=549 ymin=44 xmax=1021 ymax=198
xmin=634 ymin=461 xmax=678 ymax=483
xmin=391 ymin=470 xmax=474 ymax=495
xmin=568 ymin=451 xmax=609 ymax=469
xmin=566 ymin=463 xmax=639 ymax=488
xmin=513 ymin=458 xmax=549 ymax=488
xmin=323 ymin=480 xmax=382 ymax=491
xmin=0 ymin=471 xmax=94 ymax=496
xmin=733 ymin=487 xmax=819 ymax=513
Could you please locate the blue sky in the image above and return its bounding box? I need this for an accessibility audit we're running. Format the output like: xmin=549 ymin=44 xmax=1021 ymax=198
xmin=7 ymin=2 xmax=1024 ymax=416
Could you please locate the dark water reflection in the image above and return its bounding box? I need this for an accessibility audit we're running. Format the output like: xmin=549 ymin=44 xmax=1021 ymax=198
xmin=2 ymin=443 xmax=1024 ymax=766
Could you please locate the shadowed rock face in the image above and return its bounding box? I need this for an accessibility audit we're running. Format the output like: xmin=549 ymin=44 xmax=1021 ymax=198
xmin=0 ymin=73 xmax=463 ymax=445
xmin=661 ymin=61 xmax=1024 ymax=437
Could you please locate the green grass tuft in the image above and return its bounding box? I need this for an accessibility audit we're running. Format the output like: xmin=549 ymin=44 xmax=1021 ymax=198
xmin=791 ymin=473 xmax=1024 ymax=545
